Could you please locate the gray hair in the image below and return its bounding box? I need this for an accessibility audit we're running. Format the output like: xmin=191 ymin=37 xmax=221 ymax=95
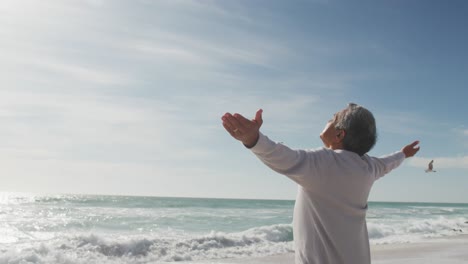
xmin=334 ymin=103 xmax=377 ymax=156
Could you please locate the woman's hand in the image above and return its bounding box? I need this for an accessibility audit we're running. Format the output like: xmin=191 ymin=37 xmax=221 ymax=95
xmin=222 ymin=109 xmax=263 ymax=148
xmin=402 ymin=141 xmax=420 ymax=158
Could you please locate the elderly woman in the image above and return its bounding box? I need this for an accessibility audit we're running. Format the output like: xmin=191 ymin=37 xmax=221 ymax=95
xmin=221 ymin=103 xmax=420 ymax=264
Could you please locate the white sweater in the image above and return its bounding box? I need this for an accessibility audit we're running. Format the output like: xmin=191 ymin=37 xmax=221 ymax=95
xmin=250 ymin=133 xmax=406 ymax=264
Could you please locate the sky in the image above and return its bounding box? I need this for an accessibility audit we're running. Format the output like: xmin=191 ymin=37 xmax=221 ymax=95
xmin=0 ymin=0 xmax=467 ymax=203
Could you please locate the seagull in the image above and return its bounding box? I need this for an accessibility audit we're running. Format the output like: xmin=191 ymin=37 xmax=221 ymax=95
xmin=425 ymin=160 xmax=437 ymax=173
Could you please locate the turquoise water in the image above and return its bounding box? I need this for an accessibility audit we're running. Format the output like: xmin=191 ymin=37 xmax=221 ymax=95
xmin=0 ymin=193 xmax=467 ymax=263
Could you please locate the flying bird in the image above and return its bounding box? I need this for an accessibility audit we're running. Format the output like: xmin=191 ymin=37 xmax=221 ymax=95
xmin=425 ymin=160 xmax=436 ymax=173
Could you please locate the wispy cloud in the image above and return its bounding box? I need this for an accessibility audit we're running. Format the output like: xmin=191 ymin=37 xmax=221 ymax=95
xmin=0 ymin=90 xmax=180 ymax=161
xmin=131 ymin=41 xmax=213 ymax=66
xmin=377 ymin=110 xmax=434 ymax=136
xmin=125 ymin=28 xmax=289 ymax=71
xmin=29 ymin=58 xmax=129 ymax=85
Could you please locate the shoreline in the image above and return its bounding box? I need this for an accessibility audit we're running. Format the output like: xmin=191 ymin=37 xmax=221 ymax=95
xmin=186 ymin=234 xmax=468 ymax=264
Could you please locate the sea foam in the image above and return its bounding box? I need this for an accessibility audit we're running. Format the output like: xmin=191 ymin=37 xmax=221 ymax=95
xmin=0 ymin=224 xmax=294 ymax=264
xmin=367 ymin=216 xmax=467 ymax=244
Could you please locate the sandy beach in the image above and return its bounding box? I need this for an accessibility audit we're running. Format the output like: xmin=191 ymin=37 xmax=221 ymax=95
xmin=189 ymin=235 xmax=468 ymax=264
xmin=371 ymin=235 xmax=468 ymax=264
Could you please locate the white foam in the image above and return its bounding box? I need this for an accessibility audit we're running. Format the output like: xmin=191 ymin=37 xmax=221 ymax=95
xmin=367 ymin=216 xmax=467 ymax=244
xmin=0 ymin=224 xmax=294 ymax=264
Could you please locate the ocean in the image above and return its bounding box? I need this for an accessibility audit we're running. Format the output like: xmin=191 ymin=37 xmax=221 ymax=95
xmin=1 ymin=193 xmax=467 ymax=263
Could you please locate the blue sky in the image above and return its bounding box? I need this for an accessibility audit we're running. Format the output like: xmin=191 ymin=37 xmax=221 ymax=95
xmin=1 ymin=0 xmax=467 ymax=203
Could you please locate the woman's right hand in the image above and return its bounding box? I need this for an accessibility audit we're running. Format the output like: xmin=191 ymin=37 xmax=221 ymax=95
xmin=221 ymin=109 xmax=263 ymax=148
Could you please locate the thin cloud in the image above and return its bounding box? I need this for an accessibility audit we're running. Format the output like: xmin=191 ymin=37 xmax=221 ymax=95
xmin=130 ymin=40 xmax=214 ymax=66
xmin=37 ymin=59 xmax=129 ymax=85
xmin=126 ymin=30 xmax=288 ymax=70
xmin=141 ymin=0 xmax=256 ymax=25
xmin=0 ymin=88 xmax=224 ymax=168
xmin=0 ymin=91 xmax=177 ymax=161
xmin=377 ymin=110 xmax=432 ymax=136
xmin=2 ymin=53 xmax=130 ymax=89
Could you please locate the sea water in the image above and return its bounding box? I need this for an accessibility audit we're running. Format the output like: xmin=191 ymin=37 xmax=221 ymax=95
xmin=1 ymin=192 xmax=467 ymax=263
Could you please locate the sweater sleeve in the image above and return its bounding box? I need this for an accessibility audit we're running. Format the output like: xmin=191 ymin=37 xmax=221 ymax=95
xmin=371 ymin=151 xmax=406 ymax=180
xmin=250 ymin=133 xmax=326 ymax=187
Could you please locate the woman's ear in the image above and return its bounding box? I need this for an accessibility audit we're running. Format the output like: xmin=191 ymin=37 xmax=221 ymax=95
xmin=336 ymin=130 xmax=346 ymax=141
